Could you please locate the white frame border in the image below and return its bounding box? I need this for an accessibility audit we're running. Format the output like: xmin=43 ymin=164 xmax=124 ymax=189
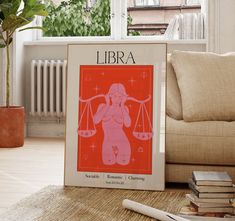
xmin=65 ymin=42 xmax=167 ymax=191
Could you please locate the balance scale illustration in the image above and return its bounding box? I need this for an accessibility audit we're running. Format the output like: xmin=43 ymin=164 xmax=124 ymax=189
xmin=78 ymin=93 xmax=153 ymax=141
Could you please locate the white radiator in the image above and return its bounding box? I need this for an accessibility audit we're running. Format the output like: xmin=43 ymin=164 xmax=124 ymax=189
xmin=30 ymin=60 xmax=67 ymax=117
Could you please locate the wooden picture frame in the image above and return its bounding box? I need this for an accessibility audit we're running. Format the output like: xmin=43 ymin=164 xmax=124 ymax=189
xmin=65 ymin=43 xmax=166 ymax=190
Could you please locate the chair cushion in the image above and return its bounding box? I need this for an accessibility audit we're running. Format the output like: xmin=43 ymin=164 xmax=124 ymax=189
xmin=166 ymin=55 xmax=183 ymax=120
xmin=171 ymin=50 xmax=235 ymax=122
xmin=166 ymin=116 xmax=235 ymax=166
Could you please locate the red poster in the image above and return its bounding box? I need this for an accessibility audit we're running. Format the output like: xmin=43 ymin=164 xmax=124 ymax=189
xmin=77 ymin=65 xmax=153 ymax=174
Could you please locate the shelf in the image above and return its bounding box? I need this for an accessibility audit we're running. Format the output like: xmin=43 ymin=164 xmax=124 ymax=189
xmin=24 ymin=38 xmax=207 ymax=46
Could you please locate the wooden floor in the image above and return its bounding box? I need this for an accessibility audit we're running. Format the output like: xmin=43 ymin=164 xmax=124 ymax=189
xmin=0 ymin=138 xmax=188 ymax=216
xmin=0 ymin=138 xmax=64 ymax=215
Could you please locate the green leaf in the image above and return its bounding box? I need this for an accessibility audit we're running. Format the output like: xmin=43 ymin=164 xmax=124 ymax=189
xmin=0 ymin=3 xmax=12 ymax=11
xmin=0 ymin=43 xmax=6 ymax=48
xmin=19 ymin=26 xmax=46 ymax=32
xmin=2 ymin=14 xmax=30 ymax=32
xmin=0 ymin=0 xmax=21 ymax=17
xmin=21 ymin=1 xmax=48 ymax=18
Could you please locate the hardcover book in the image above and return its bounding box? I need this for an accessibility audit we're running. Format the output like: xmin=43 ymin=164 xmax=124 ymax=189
xmin=180 ymin=215 xmax=235 ymax=221
xmin=186 ymin=194 xmax=233 ymax=204
xmin=189 ymin=179 xmax=235 ymax=193
xmin=192 ymin=171 xmax=233 ymax=186
xmin=190 ymin=201 xmax=232 ymax=208
xmin=189 ymin=185 xmax=235 ymax=199
xmin=190 ymin=202 xmax=234 ymax=214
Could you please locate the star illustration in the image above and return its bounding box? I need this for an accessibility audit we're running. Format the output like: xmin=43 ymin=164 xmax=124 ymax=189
xmin=138 ymin=146 xmax=144 ymax=153
xmin=85 ymin=76 xmax=92 ymax=81
xmin=128 ymin=77 xmax=136 ymax=86
xmin=90 ymin=143 xmax=96 ymax=151
xmin=142 ymin=72 xmax=147 ymax=79
xmin=93 ymin=85 xmax=100 ymax=94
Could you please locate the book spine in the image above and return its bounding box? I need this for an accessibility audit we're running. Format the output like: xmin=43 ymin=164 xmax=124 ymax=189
xmin=196 ymin=181 xmax=232 ymax=187
xmin=189 ymin=183 xmax=200 ymax=198
xmin=191 ymin=202 xmax=234 ymax=213
xmin=198 ymin=186 xmax=235 ymax=193
xmin=192 ymin=172 xmax=196 ymax=184
xmin=189 ymin=178 xmax=235 ymax=193
xmin=198 ymin=207 xmax=234 ymax=213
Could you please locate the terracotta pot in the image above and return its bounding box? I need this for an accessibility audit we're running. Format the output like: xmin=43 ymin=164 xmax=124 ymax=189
xmin=0 ymin=106 xmax=25 ymax=148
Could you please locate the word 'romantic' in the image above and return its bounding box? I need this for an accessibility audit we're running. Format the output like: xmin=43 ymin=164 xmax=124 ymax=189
xmin=97 ymin=51 xmax=136 ymax=64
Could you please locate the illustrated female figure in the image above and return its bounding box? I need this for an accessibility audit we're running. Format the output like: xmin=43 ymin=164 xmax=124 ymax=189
xmin=93 ymin=83 xmax=131 ymax=166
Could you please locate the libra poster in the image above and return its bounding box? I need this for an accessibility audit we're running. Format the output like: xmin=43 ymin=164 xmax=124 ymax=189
xmin=65 ymin=43 xmax=166 ymax=190
xmin=77 ymin=65 xmax=153 ymax=174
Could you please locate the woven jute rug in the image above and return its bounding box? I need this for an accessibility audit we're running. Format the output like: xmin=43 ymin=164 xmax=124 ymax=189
xmin=0 ymin=186 xmax=188 ymax=221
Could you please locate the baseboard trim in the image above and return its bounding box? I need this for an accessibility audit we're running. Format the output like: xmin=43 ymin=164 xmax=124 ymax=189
xmin=27 ymin=122 xmax=65 ymax=138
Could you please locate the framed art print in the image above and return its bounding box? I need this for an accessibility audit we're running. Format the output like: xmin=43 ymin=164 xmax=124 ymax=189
xmin=65 ymin=43 xmax=166 ymax=190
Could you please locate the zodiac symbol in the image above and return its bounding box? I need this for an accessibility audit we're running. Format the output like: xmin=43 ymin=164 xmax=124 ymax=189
xmin=78 ymin=83 xmax=153 ymax=165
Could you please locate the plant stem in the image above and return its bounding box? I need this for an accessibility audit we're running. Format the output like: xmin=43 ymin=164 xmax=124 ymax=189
xmin=6 ymin=31 xmax=10 ymax=107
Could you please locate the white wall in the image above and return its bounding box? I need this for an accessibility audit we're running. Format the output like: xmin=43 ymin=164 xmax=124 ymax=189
xmin=207 ymin=0 xmax=235 ymax=53
xmin=12 ymin=28 xmax=35 ymax=107
xmin=218 ymin=0 xmax=235 ymax=53
xmin=0 ymin=49 xmax=5 ymax=106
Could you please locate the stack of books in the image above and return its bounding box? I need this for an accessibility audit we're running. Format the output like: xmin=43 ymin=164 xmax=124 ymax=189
xmin=186 ymin=171 xmax=235 ymax=216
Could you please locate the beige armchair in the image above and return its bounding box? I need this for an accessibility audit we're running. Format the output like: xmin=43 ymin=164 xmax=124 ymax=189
xmin=166 ymin=52 xmax=235 ymax=183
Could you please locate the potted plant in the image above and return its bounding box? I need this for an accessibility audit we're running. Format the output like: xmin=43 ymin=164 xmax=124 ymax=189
xmin=0 ymin=0 xmax=47 ymax=147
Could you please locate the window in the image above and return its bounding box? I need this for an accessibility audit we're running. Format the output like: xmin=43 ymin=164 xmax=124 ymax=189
xmin=127 ymin=0 xmax=202 ymax=37
xmin=40 ymin=0 xmax=204 ymax=39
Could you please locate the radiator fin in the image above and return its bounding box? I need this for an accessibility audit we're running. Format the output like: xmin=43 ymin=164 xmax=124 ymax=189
xmin=30 ymin=60 xmax=67 ymax=117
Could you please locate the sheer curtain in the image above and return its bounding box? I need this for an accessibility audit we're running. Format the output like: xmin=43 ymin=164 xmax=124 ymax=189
xmin=164 ymin=13 xmax=205 ymax=40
